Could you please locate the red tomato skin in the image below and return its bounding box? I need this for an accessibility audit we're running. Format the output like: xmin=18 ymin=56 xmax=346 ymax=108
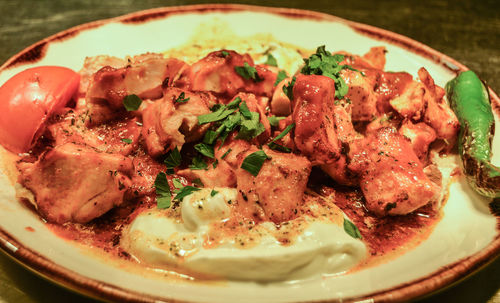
xmin=0 ymin=66 xmax=80 ymax=153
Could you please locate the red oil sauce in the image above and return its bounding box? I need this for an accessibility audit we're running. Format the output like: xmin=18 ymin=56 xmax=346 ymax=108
xmin=319 ymin=185 xmax=441 ymax=267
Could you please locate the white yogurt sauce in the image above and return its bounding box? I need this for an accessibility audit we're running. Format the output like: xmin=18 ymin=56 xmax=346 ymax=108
xmin=121 ymin=188 xmax=366 ymax=282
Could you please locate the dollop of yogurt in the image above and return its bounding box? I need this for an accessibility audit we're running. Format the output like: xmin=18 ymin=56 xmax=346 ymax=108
xmin=121 ymin=188 xmax=366 ymax=282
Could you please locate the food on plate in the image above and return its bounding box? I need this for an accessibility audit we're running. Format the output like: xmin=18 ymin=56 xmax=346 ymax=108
xmin=446 ymin=70 xmax=500 ymax=198
xmin=0 ymin=38 xmax=464 ymax=281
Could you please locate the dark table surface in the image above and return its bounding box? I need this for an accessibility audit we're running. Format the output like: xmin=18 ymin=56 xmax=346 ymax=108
xmin=0 ymin=0 xmax=499 ymax=302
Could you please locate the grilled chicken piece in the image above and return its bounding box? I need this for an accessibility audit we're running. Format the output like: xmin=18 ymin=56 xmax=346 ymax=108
xmin=398 ymin=120 xmax=437 ymax=163
xmin=340 ymin=69 xmax=378 ymax=121
xmin=176 ymin=50 xmax=277 ymax=98
xmin=78 ymin=55 xmax=126 ymax=96
xmin=17 ymin=143 xmax=133 ymax=223
xmin=47 ymin=110 xmax=141 ymax=156
xmin=375 ymin=71 xmax=414 ymax=115
xmin=336 ymin=47 xmax=387 ymax=71
xmin=292 ymin=74 xmax=341 ymax=165
xmin=419 ymin=68 xmax=460 ymax=148
xmin=86 ymin=54 xmax=187 ymax=124
xmin=349 ymin=127 xmax=439 ymax=216
xmin=235 ymin=146 xmax=312 ymax=224
xmin=142 ymin=87 xmax=213 ymax=157
xmin=233 ymin=92 xmax=272 ymax=143
xmin=270 ymin=78 xmax=292 ymax=116
xmin=178 ymin=159 xmax=236 ymax=188
xmin=389 ymin=81 xmax=427 ymax=120
xmin=320 ymin=104 xmax=361 ymax=186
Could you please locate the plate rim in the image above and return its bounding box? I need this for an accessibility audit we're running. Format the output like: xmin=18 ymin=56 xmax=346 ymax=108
xmin=0 ymin=4 xmax=499 ymax=303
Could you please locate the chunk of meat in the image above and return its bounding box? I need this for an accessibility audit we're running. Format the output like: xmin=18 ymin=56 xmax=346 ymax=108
xmin=398 ymin=120 xmax=437 ymax=163
xmin=389 ymin=81 xmax=427 ymax=120
xmin=142 ymin=87 xmax=213 ymax=157
xmin=177 ymin=159 xmax=236 ymax=188
xmin=349 ymin=127 xmax=440 ymax=216
xmin=336 ymin=47 xmax=386 ymax=70
xmin=375 ymin=71 xmax=414 ymax=114
xmin=86 ymin=54 xmax=187 ymax=124
xmin=47 ymin=110 xmax=141 ymax=156
xmin=320 ymin=104 xmax=361 ymax=186
xmin=340 ymin=69 xmax=378 ymax=121
xmin=418 ymin=68 xmax=460 ymax=148
xmin=235 ymin=147 xmax=312 ymax=224
xmin=176 ymin=50 xmax=277 ymax=98
xmin=78 ymin=55 xmax=126 ymax=96
xmin=233 ymin=92 xmax=272 ymax=143
xmin=270 ymin=78 xmax=292 ymax=116
xmin=17 ymin=143 xmax=133 ymax=223
xmin=292 ymin=74 xmax=341 ymax=165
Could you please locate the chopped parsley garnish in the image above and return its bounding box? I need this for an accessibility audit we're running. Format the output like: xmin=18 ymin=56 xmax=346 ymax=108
xmin=269 ymin=123 xmax=295 ymax=144
xmin=265 ymin=54 xmax=278 ymax=67
xmin=164 ymin=147 xmax=182 ymax=169
xmin=210 ymin=189 xmax=219 ymax=197
xmin=241 ymin=150 xmax=270 ymax=177
xmin=267 ymin=115 xmax=286 ymax=127
xmin=235 ymin=111 xmax=265 ymax=140
xmin=267 ymin=123 xmax=295 ymax=153
xmin=174 ymin=92 xmax=190 ymax=103
xmin=189 ymin=156 xmax=208 ymax=170
xmin=174 ymin=186 xmax=201 ymax=202
xmin=301 ymin=45 xmax=359 ymax=99
xmin=154 ymin=172 xmax=172 ymax=209
xmin=343 ymin=218 xmax=362 ymax=239
xmin=235 ymin=62 xmax=262 ymax=82
xmin=121 ymin=138 xmax=132 ymax=144
xmin=238 ymin=101 xmax=252 ymax=119
xmin=274 ymin=70 xmax=288 ymax=86
xmin=194 ymin=143 xmax=215 ymax=159
xmin=221 ymin=50 xmax=230 ymax=57
xmin=221 ymin=148 xmax=232 ymax=159
xmin=282 ymin=76 xmax=296 ymax=101
xmin=172 ymin=178 xmax=183 ymax=189
xmin=123 ymin=94 xmax=142 ymax=111
xmin=196 ymin=97 xmax=265 ymax=157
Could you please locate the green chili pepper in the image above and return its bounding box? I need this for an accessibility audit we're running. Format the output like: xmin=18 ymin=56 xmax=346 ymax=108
xmin=445 ymin=70 xmax=500 ymax=198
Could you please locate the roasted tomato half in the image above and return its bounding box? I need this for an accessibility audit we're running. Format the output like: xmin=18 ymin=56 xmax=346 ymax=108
xmin=0 ymin=66 xmax=80 ymax=153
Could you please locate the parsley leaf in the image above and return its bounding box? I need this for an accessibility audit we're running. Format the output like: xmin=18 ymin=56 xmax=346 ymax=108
xmin=267 ymin=142 xmax=291 ymax=153
xmin=267 ymin=116 xmax=285 ymax=127
xmin=343 ymin=218 xmax=362 ymax=239
xmin=210 ymin=189 xmax=219 ymax=197
xmin=164 ymin=147 xmax=182 ymax=169
xmin=221 ymin=148 xmax=232 ymax=159
xmin=282 ymin=76 xmax=296 ymax=101
xmin=123 ymin=94 xmax=142 ymax=111
xmin=274 ymin=70 xmax=288 ymax=86
xmin=172 ymin=178 xmax=183 ymax=189
xmin=154 ymin=172 xmax=172 ymax=209
xmin=194 ymin=143 xmax=215 ymax=158
xmin=241 ymin=150 xmax=270 ymax=177
xmin=301 ymin=45 xmax=358 ymax=99
xmin=174 ymin=92 xmax=190 ymax=103
xmin=221 ymin=50 xmax=230 ymax=57
xmin=121 ymin=138 xmax=132 ymax=144
xmin=239 ymin=101 xmax=252 ymax=119
xmin=235 ymin=62 xmax=262 ymax=82
xmin=174 ymin=186 xmax=201 ymax=202
xmin=198 ymin=107 xmax=235 ymax=125
xmin=269 ymin=123 xmax=295 ymax=144
xmin=265 ymin=54 xmax=278 ymax=67
xmin=236 ymin=112 xmax=265 ymax=140
xmin=189 ymin=156 xmax=208 ymax=170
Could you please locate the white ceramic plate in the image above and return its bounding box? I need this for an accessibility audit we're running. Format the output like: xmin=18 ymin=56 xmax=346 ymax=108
xmin=0 ymin=4 xmax=499 ymax=303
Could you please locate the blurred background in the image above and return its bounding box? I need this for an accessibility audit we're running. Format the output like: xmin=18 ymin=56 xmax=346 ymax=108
xmin=0 ymin=0 xmax=499 ymax=302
